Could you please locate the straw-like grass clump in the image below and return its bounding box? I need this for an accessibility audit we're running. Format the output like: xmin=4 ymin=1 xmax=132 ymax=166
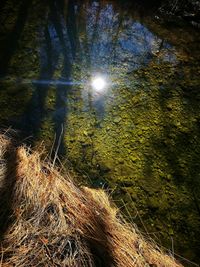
xmin=0 ymin=133 xmax=183 ymax=266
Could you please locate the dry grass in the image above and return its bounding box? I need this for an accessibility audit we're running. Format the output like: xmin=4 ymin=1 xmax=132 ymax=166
xmin=0 ymin=133 xmax=183 ymax=267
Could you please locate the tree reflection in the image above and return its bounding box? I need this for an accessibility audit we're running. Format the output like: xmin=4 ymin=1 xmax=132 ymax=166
xmin=24 ymin=0 xmax=80 ymax=156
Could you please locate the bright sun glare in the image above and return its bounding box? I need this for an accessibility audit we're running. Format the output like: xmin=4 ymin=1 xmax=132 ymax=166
xmin=91 ymin=77 xmax=106 ymax=91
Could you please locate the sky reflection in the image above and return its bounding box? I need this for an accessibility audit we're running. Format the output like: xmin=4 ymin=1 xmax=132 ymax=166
xmin=81 ymin=2 xmax=177 ymax=75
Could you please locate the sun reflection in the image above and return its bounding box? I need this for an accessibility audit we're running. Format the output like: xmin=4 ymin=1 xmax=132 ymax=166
xmin=91 ymin=76 xmax=107 ymax=91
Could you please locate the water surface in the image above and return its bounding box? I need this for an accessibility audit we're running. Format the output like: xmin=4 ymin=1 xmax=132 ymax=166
xmin=0 ymin=0 xmax=200 ymax=265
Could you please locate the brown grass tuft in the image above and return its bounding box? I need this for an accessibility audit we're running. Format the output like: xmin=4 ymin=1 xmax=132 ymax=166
xmin=0 ymin=134 xmax=183 ymax=266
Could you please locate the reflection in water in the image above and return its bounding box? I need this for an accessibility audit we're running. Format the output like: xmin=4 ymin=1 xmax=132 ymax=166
xmin=0 ymin=0 xmax=200 ymax=265
xmin=0 ymin=0 xmax=177 ymax=120
xmin=85 ymin=2 xmax=176 ymax=73
xmin=91 ymin=76 xmax=107 ymax=92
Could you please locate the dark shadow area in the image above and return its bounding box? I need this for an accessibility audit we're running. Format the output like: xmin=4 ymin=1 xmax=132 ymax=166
xmin=0 ymin=0 xmax=33 ymax=76
xmin=0 ymin=131 xmax=19 ymax=240
xmin=85 ymin=210 xmax=115 ymax=267
xmin=0 ymin=0 xmax=7 ymax=12
xmin=116 ymin=0 xmax=162 ymax=15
